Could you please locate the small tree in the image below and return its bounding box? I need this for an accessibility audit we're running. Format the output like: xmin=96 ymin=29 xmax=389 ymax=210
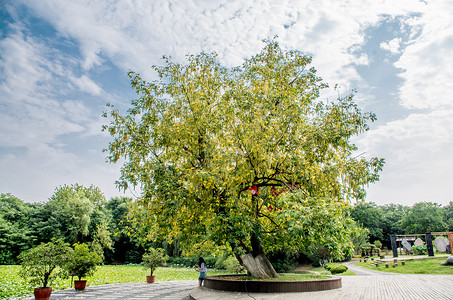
xmin=142 ymin=248 xmax=168 ymax=276
xmin=65 ymin=243 xmax=102 ymax=281
xmin=19 ymin=239 xmax=72 ymax=288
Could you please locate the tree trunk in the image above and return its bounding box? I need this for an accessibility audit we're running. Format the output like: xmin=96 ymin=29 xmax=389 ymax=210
xmin=240 ymin=253 xmax=279 ymax=279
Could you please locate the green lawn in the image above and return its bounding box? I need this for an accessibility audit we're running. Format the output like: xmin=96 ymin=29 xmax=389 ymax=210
xmin=0 ymin=265 xmax=230 ymax=299
xmin=294 ymin=264 xmax=356 ymax=276
xmin=355 ymin=257 xmax=453 ymax=275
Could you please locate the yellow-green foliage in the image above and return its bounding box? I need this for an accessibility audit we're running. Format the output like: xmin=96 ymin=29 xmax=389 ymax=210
xmin=103 ymin=39 xmax=384 ymax=262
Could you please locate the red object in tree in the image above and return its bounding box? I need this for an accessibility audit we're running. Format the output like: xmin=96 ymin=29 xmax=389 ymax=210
xmin=271 ymin=186 xmax=277 ymax=197
xmin=268 ymin=205 xmax=273 ymax=211
xmin=249 ymin=186 xmax=259 ymax=195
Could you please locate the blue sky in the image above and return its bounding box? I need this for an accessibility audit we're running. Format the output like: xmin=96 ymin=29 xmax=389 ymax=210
xmin=1 ymin=0 xmax=452 ymax=206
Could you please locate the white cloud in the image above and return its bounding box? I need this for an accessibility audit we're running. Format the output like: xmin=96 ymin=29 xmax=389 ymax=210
xmin=0 ymin=15 xmax=116 ymax=202
xmin=18 ymin=0 xmax=423 ymax=84
xmin=395 ymin=1 xmax=453 ymax=109
xmin=3 ymin=0 xmax=452 ymax=207
xmin=70 ymin=75 xmax=103 ymax=96
xmin=380 ymin=38 xmax=402 ymax=54
xmin=0 ymin=28 xmax=86 ymax=148
xmin=357 ymin=110 xmax=453 ymax=205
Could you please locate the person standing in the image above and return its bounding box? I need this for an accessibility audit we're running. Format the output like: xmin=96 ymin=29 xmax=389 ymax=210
xmin=196 ymin=257 xmax=207 ymax=287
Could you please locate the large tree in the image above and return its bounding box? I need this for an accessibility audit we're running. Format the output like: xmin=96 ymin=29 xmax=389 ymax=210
xmin=103 ymin=40 xmax=384 ymax=278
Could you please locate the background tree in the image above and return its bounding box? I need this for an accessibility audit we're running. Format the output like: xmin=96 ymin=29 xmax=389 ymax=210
xmin=104 ymin=196 xmax=144 ymax=263
xmin=104 ymin=40 xmax=384 ymax=278
xmin=380 ymin=203 xmax=408 ymax=248
xmin=443 ymin=201 xmax=453 ymax=231
xmin=400 ymin=202 xmax=447 ymax=234
xmin=40 ymin=184 xmax=113 ymax=257
xmin=350 ymin=202 xmax=384 ymax=242
xmin=0 ymin=194 xmax=36 ymax=263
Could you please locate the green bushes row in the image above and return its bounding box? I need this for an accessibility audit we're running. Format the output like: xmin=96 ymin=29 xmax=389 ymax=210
xmin=166 ymin=255 xmax=243 ymax=273
xmin=324 ymin=263 xmax=348 ymax=274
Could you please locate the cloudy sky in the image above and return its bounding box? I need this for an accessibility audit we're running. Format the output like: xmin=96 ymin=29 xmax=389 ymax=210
xmin=1 ymin=0 xmax=452 ymax=206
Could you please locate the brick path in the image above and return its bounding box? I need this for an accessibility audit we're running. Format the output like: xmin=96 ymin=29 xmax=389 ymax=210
xmin=24 ymin=259 xmax=453 ymax=299
xmin=24 ymin=281 xmax=196 ymax=300
xmin=189 ymin=274 xmax=453 ymax=299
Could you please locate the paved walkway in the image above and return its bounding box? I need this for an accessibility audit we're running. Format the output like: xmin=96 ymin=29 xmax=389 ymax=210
xmin=25 ymin=281 xmax=197 ymax=300
xmin=189 ymin=274 xmax=453 ymax=299
xmin=24 ymin=258 xmax=453 ymax=299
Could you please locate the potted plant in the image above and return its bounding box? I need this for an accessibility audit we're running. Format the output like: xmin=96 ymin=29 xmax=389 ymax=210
xmin=65 ymin=243 xmax=102 ymax=291
xmin=19 ymin=239 xmax=72 ymax=300
xmin=142 ymin=248 xmax=168 ymax=283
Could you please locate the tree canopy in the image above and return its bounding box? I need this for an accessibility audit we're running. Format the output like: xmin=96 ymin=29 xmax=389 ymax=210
xmin=103 ymin=40 xmax=384 ymax=277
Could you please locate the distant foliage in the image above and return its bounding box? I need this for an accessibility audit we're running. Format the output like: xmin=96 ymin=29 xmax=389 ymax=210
xmin=350 ymin=201 xmax=452 ymax=249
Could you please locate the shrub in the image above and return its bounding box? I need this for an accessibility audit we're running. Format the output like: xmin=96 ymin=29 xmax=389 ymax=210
xmin=167 ymin=255 xmax=219 ymax=268
xmin=330 ymin=265 xmax=348 ymax=274
xmin=223 ymin=256 xmax=244 ymax=274
xmin=374 ymin=240 xmax=382 ymax=249
xmin=18 ymin=239 xmax=72 ymax=288
xmin=412 ymin=245 xmax=426 ymax=255
xmin=324 ymin=263 xmax=348 ymax=274
xmin=306 ymin=244 xmax=331 ymax=267
xmin=142 ymin=248 xmax=168 ymax=276
xmin=65 ymin=243 xmax=102 ymax=281
xmin=324 ymin=263 xmax=336 ymax=271
xmin=203 ymin=256 xmax=217 ymax=268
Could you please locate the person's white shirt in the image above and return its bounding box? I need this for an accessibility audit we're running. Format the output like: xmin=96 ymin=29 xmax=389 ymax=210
xmin=200 ymin=262 xmax=207 ymax=272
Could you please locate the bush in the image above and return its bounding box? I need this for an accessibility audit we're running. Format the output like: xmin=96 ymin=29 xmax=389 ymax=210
xmin=272 ymin=257 xmax=298 ymax=272
xmin=167 ymin=255 xmax=219 ymax=268
xmin=324 ymin=263 xmax=336 ymax=271
xmin=412 ymin=245 xmax=426 ymax=255
xmin=18 ymin=239 xmax=72 ymax=288
xmin=324 ymin=263 xmax=348 ymax=274
xmin=65 ymin=243 xmax=102 ymax=281
xmin=223 ymin=256 xmax=244 ymax=274
xmin=306 ymin=245 xmax=331 ymax=267
xmin=142 ymin=248 xmax=168 ymax=276
xmin=374 ymin=240 xmax=382 ymax=249
xmin=330 ymin=265 xmax=348 ymax=274
xmin=204 ymin=256 xmax=217 ymax=268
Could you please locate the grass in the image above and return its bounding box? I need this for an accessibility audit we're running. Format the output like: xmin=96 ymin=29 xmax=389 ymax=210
xmin=337 ymin=269 xmax=356 ymax=276
xmin=294 ymin=263 xmax=356 ymax=276
xmin=0 ymin=265 xmax=230 ymax=299
xmin=214 ymin=274 xmax=331 ymax=281
xmin=355 ymin=257 xmax=453 ymax=275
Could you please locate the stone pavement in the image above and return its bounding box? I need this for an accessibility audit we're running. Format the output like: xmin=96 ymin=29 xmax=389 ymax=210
xmin=189 ymin=274 xmax=453 ymax=299
xmin=24 ymin=281 xmax=197 ymax=300
xmin=24 ymin=259 xmax=453 ymax=299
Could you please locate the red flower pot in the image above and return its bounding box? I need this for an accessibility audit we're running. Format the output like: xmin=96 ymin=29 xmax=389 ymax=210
xmin=34 ymin=287 xmax=52 ymax=300
xmin=74 ymin=280 xmax=87 ymax=291
xmin=146 ymin=275 xmax=156 ymax=283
